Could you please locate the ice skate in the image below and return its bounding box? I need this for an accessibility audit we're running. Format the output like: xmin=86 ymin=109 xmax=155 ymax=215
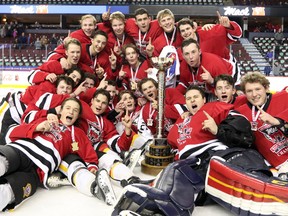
xmin=47 ymin=171 xmax=70 ymax=188
xmin=92 ymin=169 xmax=116 ymax=206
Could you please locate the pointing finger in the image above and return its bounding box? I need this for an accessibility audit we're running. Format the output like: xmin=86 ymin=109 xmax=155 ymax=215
xmin=107 ymin=6 xmax=111 ymax=14
xmin=217 ymin=11 xmax=221 ymax=19
xmin=203 ymin=110 xmax=212 ymax=119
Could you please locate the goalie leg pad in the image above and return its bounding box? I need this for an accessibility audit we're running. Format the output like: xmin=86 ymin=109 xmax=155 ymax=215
xmin=112 ymin=184 xmax=191 ymax=216
xmin=206 ymin=157 xmax=288 ymax=216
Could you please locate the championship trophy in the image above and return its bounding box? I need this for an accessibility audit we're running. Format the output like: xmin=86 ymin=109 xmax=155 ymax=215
xmin=141 ymin=57 xmax=175 ymax=176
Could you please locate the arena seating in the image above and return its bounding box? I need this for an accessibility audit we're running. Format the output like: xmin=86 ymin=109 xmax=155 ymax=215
xmin=233 ymin=0 xmax=288 ymax=6
xmin=252 ymin=37 xmax=288 ymax=71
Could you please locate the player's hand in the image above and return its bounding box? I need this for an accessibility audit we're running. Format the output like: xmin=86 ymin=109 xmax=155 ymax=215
xmin=200 ymin=65 xmax=214 ymax=85
xmin=201 ymin=24 xmax=215 ymax=31
xmin=217 ymin=11 xmax=231 ymax=28
xmin=118 ymin=65 xmax=126 ymax=80
xmin=102 ymin=6 xmax=111 ymax=21
xmin=97 ymin=73 xmax=108 ymax=89
xmin=146 ymin=37 xmax=154 ymax=58
xmin=109 ymin=49 xmax=117 ymax=69
xmin=45 ymin=73 xmax=57 ymax=83
xmin=257 ymin=105 xmax=281 ymax=126
xmin=202 ymin=111 xmax=218 ymax=135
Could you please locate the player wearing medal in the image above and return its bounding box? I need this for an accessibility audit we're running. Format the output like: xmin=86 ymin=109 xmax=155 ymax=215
xmin=236 ymin=72 xmax=288 ymax=172
xmin=0 ymin=98 xmax=115 ymax=211
xmin=125 ymin=8 xmax=163 ymax=59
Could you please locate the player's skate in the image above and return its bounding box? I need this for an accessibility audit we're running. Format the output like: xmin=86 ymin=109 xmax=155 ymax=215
xmin=120 ymin=176 xmax=155 ymax=188
xmin=47 ymin=171 xmax=70 ymax=188
xmin=92 ymin=169 xmax=116 ymax=206
xmin=123 ymin=149 xmax=142 ymax=171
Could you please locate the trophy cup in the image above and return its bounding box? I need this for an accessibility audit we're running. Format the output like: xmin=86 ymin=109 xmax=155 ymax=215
xmin=150 ymin=57 xmax=174 ymax=142
xmin=141 ymin=57 xmax=175 ymax=176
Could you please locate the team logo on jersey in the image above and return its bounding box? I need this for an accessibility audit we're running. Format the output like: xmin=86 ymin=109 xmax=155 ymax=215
xmin=23 ymin=183 xmax=32 ymax=198
xmin=176 ymin=117 xmax=192 ymax=144
xmin=259 ymin=124 xmax=288 ymax=156
xmin=87 ymin=119 xmax=102 ymax=144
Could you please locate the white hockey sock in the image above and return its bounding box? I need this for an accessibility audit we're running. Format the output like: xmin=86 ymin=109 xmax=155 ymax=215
xmin=0 ymin=155 xmax=8 ymax=177
xmin=0 ymin=183 xmax=15 ymax=211
xmin=67 ymin=161 xmax=95 ymax=197
xmin=109 ymin=162 xmax=133 ymax=186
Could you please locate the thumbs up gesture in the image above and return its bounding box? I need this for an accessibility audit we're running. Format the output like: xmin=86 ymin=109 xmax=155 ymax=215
xmin=200 ymin=65 xmax=214 ymax=85
xmin=202 ymin=111 xmax=218 ymax=135
xmin=146 ymin=37 xmax=154 ymax=58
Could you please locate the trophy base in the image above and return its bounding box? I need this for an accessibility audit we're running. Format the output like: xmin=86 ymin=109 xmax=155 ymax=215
xmin=154 ymin=137 xmax=167 ymax=146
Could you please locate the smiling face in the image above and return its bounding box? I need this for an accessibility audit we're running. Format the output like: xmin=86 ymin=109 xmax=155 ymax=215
xmin=59 ymin=100 xmax=81 ymax=126
xmin=214 ymin=80 xmax=236 ymax=103
xmin=179 ymin=23 xmax=195 ymax=40
xmin=91 ymin=34 xmax=107 ymax=55
xmin=111 ymin=18 xmax=125 ymax=37
xmin=182 ymin=43 xmax=201 ymax=68
xmin=81 ymin=17 xmax=96 ymax=38
xmin=185 ymin=89 xmax=206 ymax=115
xmin=159 ymin=14 xmax=175 ymax=33
xmin=90 ymin=93 xmax=109 ymax=115
xmin=141 ymin=80 xmax=157 ymax=101
xmin=244 ymin=82 xmax=268 ymax=107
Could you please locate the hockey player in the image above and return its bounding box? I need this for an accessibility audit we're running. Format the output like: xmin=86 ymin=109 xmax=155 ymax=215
xmin=177 ymin=13 xmax=242 ymax=83
xmin=125 ymin=8 xmax=163 ymax=58
xmin=116 ymin=43 xmax=150 ymax=93
xmin=177 ymin=38 xmax=233 ymax=95
xmin=214 ymin=74 xmax=247 ymax=108
xmin=236 ymin=72 xmax=288 ymax=171
xmin=0 ymin=97 xmax=116 ymax=212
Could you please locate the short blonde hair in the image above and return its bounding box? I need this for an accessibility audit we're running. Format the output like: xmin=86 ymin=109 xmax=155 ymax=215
xmin=156 ymin=9 xmax=174 ymax=22
xmin=79 ymin=14 xmax=97 ymax=25
xmin=109 ymin=11 xmax=125 ymax=23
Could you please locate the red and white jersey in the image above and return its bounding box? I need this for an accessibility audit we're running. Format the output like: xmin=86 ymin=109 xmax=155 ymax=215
xmin=167 ymin=102 xmax=234 ymax=160
xmin=7 ymin=119 xmax=98 ymax=187
xmin=78 ymin=101 xmax=135 ymax=154
xmin=117 ymin=61 xmax=150 ymax=90
xmin=152 ymin=28 xmax=183 ymax=57
xmin=196 ymin=21 xmax=242 ymax=60
xmin=236 ymin=91 xmax=288 ymax=168
xmin=177 ymin=52 xmax=233 ymax=94
xmin=80 ymin=44 xmax=115 ymax=79
xmin=27 ymin=60 xmax=64 ymax=85
xmin=22 ymin=92 xmax=69 ymax=124
xmin=125 ymin=19 xmax=163 ymax=57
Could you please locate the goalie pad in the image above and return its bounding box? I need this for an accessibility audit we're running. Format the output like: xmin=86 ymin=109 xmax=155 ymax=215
xmin=206 ymin=156 xmax=288 ymax=216
xmin=112 ymin=158 xmax=205 ymax=216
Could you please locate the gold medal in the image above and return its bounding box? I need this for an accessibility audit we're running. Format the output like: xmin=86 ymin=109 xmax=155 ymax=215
xmin=147 ymin=118 xmax=153 ymax=126
xmin=71 ymin=141 xmax=79 ymax=151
